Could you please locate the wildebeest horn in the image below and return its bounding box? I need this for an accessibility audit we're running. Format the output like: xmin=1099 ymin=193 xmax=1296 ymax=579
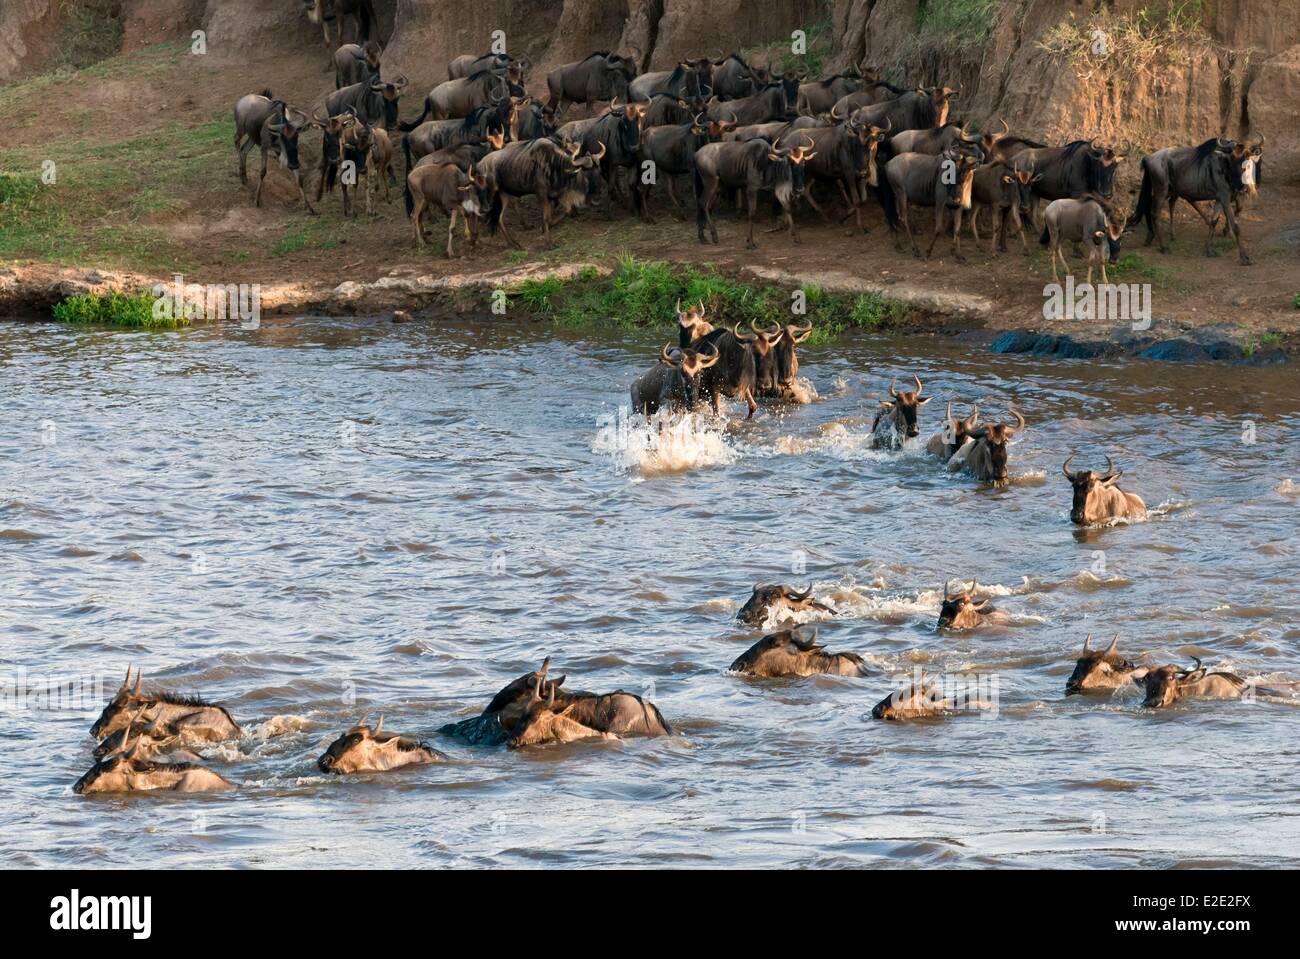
xmin=1082 ymin=633 xmax=1092 ymax=652
xmin=1104 ymin=635 xmax=1118 ymax=656
xmin=944 ymin=579 xmax=953 ymax=599
xmin=997 ymin=117 xmax=1009 ymax=137
xmin=1062 ymin=454 xmax=1077 ymax=480
xmin=830 ymin=103 xmax=843 ymax=121
xmin=912 ymin=374 xmax=923 ymax=395
xmin=1005 ymin=407 xmax=1025 ymax=434
xmin=731 ymin=321 xmax=756 ymax=343
xmin=590 ymin=141 xmax=607 ymax=162
xmin=132 ymin=671 xmax=142 ymax=695
xmin=888 ymin=376 xmax=898 ymax=397
xmin=121 ymin=664 xmax=133 ymax=691
xmin=660 ymin=343 xmax=680 ymax=366
xmin=374 ymin=714 xmax=384 ymax=736
xmin=394 ymin=74 xmax=408 ymax=89
xmin=785 ymin=584 xmax=814 ymax=602
xmin=1102 ymin=455 xmax=1118 ymax=481
xmin=369 ymin=76 xmax=384 ymax=90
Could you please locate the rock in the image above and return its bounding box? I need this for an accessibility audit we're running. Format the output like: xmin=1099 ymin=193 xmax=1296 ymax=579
xmin=990 ymin=331 xmax=1039 ymax=353
xmin=1139 ymin=340 xmax=1214 ymax=362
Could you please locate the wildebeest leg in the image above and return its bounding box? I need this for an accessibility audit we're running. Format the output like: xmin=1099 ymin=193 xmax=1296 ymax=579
xmin=1012 ymin=206 xmax=1027 ymax=255
xmin=743 ymin=386 xmax=756 ymax=420
xmin=698 ymin=177 xmax=719 ymax=245
xmin=446 ymin=208 xmax=458 ymax=258
xmin=925 ymin=206 xmax=944 ymax=259
xmin=803 ymin=183 xmax=832 ymax=223
xmin=969 ymin=204 xmax=982 ymax=245
xmin=238 ymin=139 xmax=256 ymax=185
xmin=1048 ymin=227 xmax=1061 ymax=284
xmin=745 ymin=190 xmax=759 ymax=249
xmin=1217 ymin=195 xmax=1249 ymax=264
xmin=786 ymin=201 xmax=799 ymax=244
xmin=254 ymin=149 xmax=269 ymax=207
xmin=898 ymin=194 xmax=919 ymax=256
xmin=540 ymin=194 xmax=557 ymax=248
xmin=950 ymin=207 xmax=965 ymax=262
xmin=497 ymin=198 xmax=522 ymax=249
xmin=412 ymin=195 xmax=426 ymax=248
xmin=665 ymin=176 xmax=684 ymax=218
xmin=296 ymin=170 xmax=317 ymax=216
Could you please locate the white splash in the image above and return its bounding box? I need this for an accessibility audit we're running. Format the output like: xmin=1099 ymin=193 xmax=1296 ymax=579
xmin=593 ymin=409 xmax=738 ymax=477
xmin=1277 ymin=479 xmax=1298 ymax=497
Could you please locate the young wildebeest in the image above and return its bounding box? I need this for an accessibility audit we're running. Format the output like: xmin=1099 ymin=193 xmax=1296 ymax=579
xmin=406 ymin=161 xmax=492 ymax=256
xmin=507 ymin=676 xmax=618 ymax=748
xmin=546 ymin=51 xmax=638 ymax=120
xmin=778 ymin=116 xmax=890 ymax=234
xmin=74 ymin=732 xmax=234 ymax=795
xmin=969 ymin=161 xmax=1034 ymax=255
xmin=694 ymin=137 xmax=814 ymax=248
xmin=556 ymin=102 xmax=647 ymax=216
xmin=752 ymin=319 xmax=813 ymax=399
xmin=729 ymin=627 xmax=869 ymax=678
xmin=440 ymin=658 xmax=671 ymax=748
xmin=90 ymin=667 xmax=241 ymax=743
xmin=325 ymin=74 xmax=408 ymax=133
xmin=1139 ymin=658 xmax=1252 ymax=709
xmin=1062 ymin=455 xmax=1147 ymax=525
xmin=331 ymin=114 xmax=377 ymax=216
xmin=937 ymin=579 xmax=1010 ymax=629
xmin=234 ymin=91 xmax=316 ymax=214
xmin=334 ymin=40 xmax=380 ymax=89
xmin=317 ymin=716 xmax=446 ymax=774
xmin=869 ymin=374 xmax=931 ymax=449
xmin=477 ymin=138 xmax=605 ymax=248
xmin=955 ymin=408 xmax=1025 ymax=486
xmin=629 ymin=342 xmax=721 ymax=416
xmin=1040 ymin=196 xmax=1125 ymax=284
xmin=1065 ymin=634 xmax=1146 ymax=695
xmin=925 ymin=400 xmax=979 ymax=462
xmin=1130 ymin=136 xmax=1258 ymax=265
xmin=736 ymin=584 xmax=835 ymax=627
xmin=882 ymin=148 xmax=979 ymax=260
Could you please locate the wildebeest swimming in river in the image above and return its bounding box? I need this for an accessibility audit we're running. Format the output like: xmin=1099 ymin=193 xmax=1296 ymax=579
xmin=439 ymin=658 xmax=671 ymax=748
xmin=736 ymin=583 xmax=834 ymax=627
xmin=729 ymin=627 xmax=869 ymax=678
xmin=318 ymin=716 xmax=446 ymax=773
xmin=74 ymin=731 xmax=235 ymax=795
xmin=1062 ymin=455 xmax=1147 ymax=525
xmin=90 ymin=667 xmax=241 ymax=743
xmin=1065 ymin=634 xmax=1146 ymax=695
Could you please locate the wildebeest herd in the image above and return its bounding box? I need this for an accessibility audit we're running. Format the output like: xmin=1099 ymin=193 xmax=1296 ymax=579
xmin=235 ymin=28 xmax=1265 ymax=277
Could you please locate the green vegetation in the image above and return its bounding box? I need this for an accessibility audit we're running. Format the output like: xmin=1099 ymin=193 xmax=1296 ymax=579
xmin=1292 ymin=293 xmax=1300 ymax=310
xmin=916 ymin=0 xmax=1000 ymax=45
xmin=741 ymin=13 xmax=836 ymax=78
xmin=1037 ymin=1 xmax=1212 ymax=75
xmin=51 ymin=290 xmax=186 ymax=328
xmin=511 ymin=257 xmax=910 ymax=342
xmin=49 ymin=0 xmax=126 ymax=73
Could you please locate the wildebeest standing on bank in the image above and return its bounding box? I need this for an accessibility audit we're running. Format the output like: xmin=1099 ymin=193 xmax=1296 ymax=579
xmin=868 ymin=374 xmax=930 ymax=449
xmin=704 ymin=81 xmax=791 ymax=127
xmin=796 ymin=71 xmax=865 ymax=116
xmin=1040 ymin=196 xmax=1125 ymax=284
xmin=628 ymin=58 xmax=713 ymax=102
xmin=325 ymin=74 xmax=409 ymax=133
xmin=546 ymin=51 xmax=639 ymax=120
xmin=968 ymin=161 xmax=1034 ymax=255
xmin=334 ymin=41 xmax=381 ymax=89
xmin=710 ymin=52 xmax=764 ymax=100
xmin=1013 ymin=139 xmax=1124 ymax=227
xmin=303 ymin=0 xmax=375 ymax=62
xmin=476 ymin=138 xmax=605 ymax=248
xmin=401 ymin=108 xmax=506 ymax=172
xmin=406 ymin=160 xmax=493 ymax=257
xmin=844 ymin=85 xmax=961 ymax=135
xmin=1129 ymin=136 xmax=1260 ymax=265
xmin=1062 ymin=455 xmax=1147 ymax=525
xmin=694 ymin=137 xmax=815 ymax=248
xmin=778 ymin=116 xmax=889 ymax=234
xmin=635 ymin=114 xmax=732 ymax=221
xmin=556 ymin=102 xmax=648 ymax=217
xmin=407 ymin=70 xmax=511 ymax=125
xmin=233 ymin=91 xmax=316 ymax=215
xmin=729 ymin=627 xmax=869 ymax=678
xmin=629 ymin=342 xmax=721 ymax=416
xmin=882 ymin=148 xmax=979 ymax=260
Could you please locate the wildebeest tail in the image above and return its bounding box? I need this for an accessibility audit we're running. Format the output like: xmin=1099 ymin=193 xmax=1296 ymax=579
xmin=403 ymin=171 xmax=414 ymax=217
xmin=324 ymin=163 xmax=337 ymax=195
xmin=694 ymin=165 xmax=707 ymax=231
xmin=488 ymin=191 xmax=504 ymax=235
xmin=876 ymin=180 xmax=898 ymax=230
xmin=398 ymin=98 xmax=431 ymax=133
xmin=1039 ymin=222 xmax=1050 ymax=245
xmin=1129 ymin=161 xmax=1153 ymax=231
xmin=260 ymin=88 xmax=273 ymax=99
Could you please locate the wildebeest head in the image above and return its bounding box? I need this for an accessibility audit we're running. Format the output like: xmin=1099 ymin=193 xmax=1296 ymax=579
xmin=72 ymin=732 xmax=148 ymax=794
xmin=368 ymin=74 xmax=409 ymax=129
xmin=871 ymin=672 xmax=943 ymax=721
xmin=608 ymin=100 xmax=646 ymax=153
xmin=926 ymin=84 xmax=961 ymax=127
xmin=316 ymin=715 xmax=433 ymax=773
xmin=938 ymin=399 xmax=979 ymax=454
xmin=736 ymin=583 xmax=833 ymax=627
xmin=268 ymin=101 xmax=311 ymax=169
xmin=457 ymin=162 xmax=494 ymax=216
xmin=1065 ymin=633 xmax=1142 ymax=694
xmin=874 ymin=373 xmax=931 ymax=438
xmin=966 ymin=407 xmax=1025 ymax=483
xmin=664 ymin=340 xmax=721 ymax=386
xmin=937 ymin=579 xmax=993 ymax=629
xmin=1062 ymin=454 xmax=1123 ymax=525
xmin=89 ymin=666 xmax=148 ymax=739
xmin=1138 ymin=657 xmax=1235 ymax=708
xmin=599 ymin=51 xmax=638 ymax=101
xmin=1233 ymin=134 xmax=1264 ymax=196
xmin=675 ymin=298 xmax=713 ymax=344
xmin=940 ymin=147 xmax=979 ymax=209
xmin=848 ymin=116 xmax=890 ymax=186
xmin=342 ymin=109 xmax=374 ymax=172
xmin=504 ymin=667 xmax=610 ymax=749
xmin=784 ymin=136 xmax=817 ymax=195
xmin=92 ymin=708 xmax=176 ymax=760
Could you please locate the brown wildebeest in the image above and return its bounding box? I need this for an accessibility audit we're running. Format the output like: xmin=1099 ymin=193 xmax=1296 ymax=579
xmin=675 ymin=298 xmax=714 ymax=344
xmin=73 ymin=733 xmax=235 ymax=794
xmin=506 ymin=676 xmax=617 ymax=748
xmin=937 ymin=579 xmax=1012 ymax=629
xmin=870 ymin=671 xmax=992 ymax=721
xmin=882 ymin=148 xmax=979 ymax=260
xmin=736 ymin=583 xmax=834 ymax=627
xmin=629 ymin=342 xmax=721 ymax=416
xmin=778 ymin=116 xmax=890 ymax=234
xmin=1140 ymin=658 xmax=1251 ymax=708
xmin=1062 ymin=455 xmax=1147 ymax=525
xmin=317 ymin=716 xmax=446 ymax=773
xmin=1041 ymin=196 xmax=1126 ymax=284
xmin=751 ymin=319 xmax=812 ymax=399
xmin=1065 ymin=634 xmax=1146 ymax=694
xmin=92 ymin=709 xmax=202 ymax=763
xmin=476 ymin=138 xmax=605 ymax=248
xmin=90 ymin=667 xmax=241 ymax=742
xmin=969 ymin=161 xmax=1034 ymax=255
xmin=406 ymin=161 xmax=493 ymax=257
xmin=977 ymin=118 xmax=1047 ymax=163
xmin=925 ymin=400 xmax=979 ymax=462
xmin=846 ymin=85 xmax=961 ymax=135
xmin=955 ymin=408 xmax=1025 ymax=485
xmin=694 ymin=137 xmax=814 ymax=248
xmin=869 ymin=373 xmax=931 ymax=449
xmin=729 ymin=627 xmax=868 ymax=678
xmin=234 ymin=91 xmax=317 ymax=215
xmin=334 ymin=40 xmax=380 ymax=89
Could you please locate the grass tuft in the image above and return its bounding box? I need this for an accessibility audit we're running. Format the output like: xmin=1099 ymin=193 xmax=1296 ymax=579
xmin=51 ymin=290 xmax=186 ymax=328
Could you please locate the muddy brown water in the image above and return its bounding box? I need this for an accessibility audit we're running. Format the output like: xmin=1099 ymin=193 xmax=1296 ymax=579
xmin=1 ymin=314 xmax=1297 ymax=868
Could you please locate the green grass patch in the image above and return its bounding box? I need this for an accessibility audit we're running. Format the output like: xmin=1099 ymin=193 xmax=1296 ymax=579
xmin=510 ymin=256 xmax=910 ymax=341
xmin=51 ymin=290 xmax=187 ymax=328
xmin=917 ymin=0 xmax=1000 ymax=45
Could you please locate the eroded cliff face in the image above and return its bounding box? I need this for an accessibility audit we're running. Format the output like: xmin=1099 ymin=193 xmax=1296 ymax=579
xmin=3 ymin=0 xmax=1296 ymax=171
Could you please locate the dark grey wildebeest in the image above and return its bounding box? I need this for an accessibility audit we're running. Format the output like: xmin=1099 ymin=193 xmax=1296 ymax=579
xmin=1012 ymin=139 xmax=1125 ymax=227
xmin=556 ymin=102 xmax=648 ymax=217
xmin=1040 ymin=196 xmax=1126 ymax=284
xmin=881 ymin=149 xmax=979 ymax=260
xmin=845 ymin=85 xmax=959 ymax=135
xmin=704 ymin=82 xmax=790 ymax=126
xmin=629 ymin=342 xmax=721 ymax=416
xmin=777 ymin=116 xmax=890 ymax=234
xmin=888 ymin=122 xmax=980 ymax=157
xmin=403 ymin=70 xmax=510 ymax=126
xmin=234 ymin=91 xmax=316 ymax=215
xmin=449 ymin=51 xmax=530 ymax=82
xmin=796 ymin=72 xmax=865 ymax=116
xmin=325 ymin=74 xmax=408 ymax=133
xmin=710 ymin=52 xmax=763 ymax=100
xmin=401 ymin=108 xmax=506 ymax=172
xmin=694 ymin=137 xmax=814 ymax=248
xmin=629 ymin=58 xmax=713 ymax=102
xmin=643 ymin=94 xmax=706 ymax=128
xmin=635 ymin=114 xmax=733 ymax=221
xmin=545 ymin=51 xmax=638 ymax=120
xmin=303 ymin=0 xmax=375 ymax=63
xmin=868 ymin=374 xmax=931 ymax=449
xmin=691 ymin=321 xmax=760 ymax=419
xmin=968 ymin=161 xmax=1035 ymax=255
xmin=333 ymin=41 xmax=381 ymax=90
xmin=1129 ymin=136 xmax=1259 ymax=265
xmin=477 ymin=138 xmax=606 ymax=248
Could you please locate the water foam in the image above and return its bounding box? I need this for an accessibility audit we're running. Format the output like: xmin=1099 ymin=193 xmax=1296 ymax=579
xmin=592 ymin=410 xmax=738 ymax=477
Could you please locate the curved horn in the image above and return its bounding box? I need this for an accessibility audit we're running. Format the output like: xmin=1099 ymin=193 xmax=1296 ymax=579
xmin=1006 ymin=407 xmax=1025 ymax=433
xmin=1102 ymin=455 xmax=1118 ymax=481
xmin=1062 ymin=454 xmax=1077 ymax=481
xmin=1082 ymin=633 xmax=1092 ymax=652
xmin=660 ymin=343 xmax=680 ymax=366
xmin=944 ymin=579 xmax=953 ymax=600
xmin=997 ymin=117 xmax=1009 ymax=137
xmin=374 ymin=714 xmax=384 ymax=736
xmin=731 ymin=321 xmax=756 ymax=343
xmin=888 ymin=377 xmax=898 ymax=397
xmin=913 ymin=373 xmax=923 ymax=395
xmin=590 ymin=141 xmax=607 ymax=162
xmin=1104 ymin=635 xmax=1118 ymax=656
xmin=132 ymin=671 xmax=142 ymax=696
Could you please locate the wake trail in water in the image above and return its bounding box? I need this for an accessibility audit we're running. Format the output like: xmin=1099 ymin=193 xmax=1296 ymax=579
xmin=592 ymin=410 xmax=738 ymax=477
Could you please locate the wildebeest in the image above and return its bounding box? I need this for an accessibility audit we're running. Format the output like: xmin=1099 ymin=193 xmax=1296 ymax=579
xmin=1206 ymin=136 xmax=1263 ymax=235
xmin=73 ymin=739 xmax=235 ymax=794
xmin=334 ymin=40 xmax=380 ymax=89
xmin=629 ymin=58 xmax=712 ymax=102
xmin=1014 ymin=139 xmax=1124 ymax=226
xmin=675 ymin=298 xmax=713 ymax=345
xmin=778 ymin=116 xmax=889 ymax=233
xmin=506 ymin=676 xmax=617 ymax=748
xmin=93 ymin=709 xmax=202 ymax=763
xmin=635 ymin=114 xmax=731 ymax=220
xmin=629 ymin=342 xmax=721 ymax=416
xmin=871 ymin=671 xmax=990 ymax=721
xmin=1139 ymin=658 xmax=1251 ymax=708
xmin=510 ymin=97 xmax=556 ymax=141
xmin=330 ymin=113 xmax=378 ymax=216
xmin=1040 ymin=196 xmax=1125 ymax=283
xmin=556 ymin=102 xmax=647 ymax=216
xmin=925 ymin=400 xmax=979 ymax=461
xmin=710 ymin=52 xmax=763 ymax=100
xmin=869 ymin=374 xmax=930 ymax=448
xmin=234 ymin=91 xmax=316 ymax=214
xmin=694 ymin=137 xmax=814 ymax=248
xmin=692 ymin=321 xmax=761 ymax=418
xmin=449 ymin=51 xmax=530 ymax=84
xmin=405 ymin=70 xmax=509 ymax=126
xmin=704 ymin=82 xmax=790 ymax=126
xmin=729 ymin=627 xmax=869 ymax=678
xmin=311 ymin=107 xmax=350 ymax=206
xmin=882 ymin=148 xmax=979 ymax=260
xmin=736 ymin=583 xmax=834 ymax=627
xmin=325 ymin=74 xmax=408 ymax=132
xmin=937 ymin=579 xmax=1008 ymax=629
xmin=846 ymin=85 xmax=960 ymax=134
xmin=968 ymin=161 xmax=1034 ymax=255
xmin=317 ymin=716 xmax=446 ymax=773
xmin=752 ymin=319 xmax=813 ymax=399
xmin=439 ymin=658 xmax=671 ymax=747
xmin=888 ymin=121 xmax=979 ymax=157
xmin=90 ymin=667 xmax=241 ymax=743
xmin=955 ymin=408 xmax=1025 ymax=485
xmin=406 ymin=160 xmax=492 ymax=256
xmin=827 ymin=79 xmax=910 ymax=118
xmin=643 ymin=94 xmax=705 ymax=128
xmin=978 ymin=118 xmax=1046 ymax=163
xmin=401 ymin=108 xmax=506 ymax=170
xmin=796 ymin=71 xmax=865 ymax=116
xmin=477 ymin=138 xmax=605 ymax=248
xmin=303 ymin=0 xmax=374 ymax=59
xmin=1065 ymin=634 xmax=1145 ymax=694
xmin=1129 ymin=136 xmax=1259 ymax=265
xmin=546 ymin=51 xmax=638 ymax=119
xmin=1062 ymin=455 xmax=1147 ymax=525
